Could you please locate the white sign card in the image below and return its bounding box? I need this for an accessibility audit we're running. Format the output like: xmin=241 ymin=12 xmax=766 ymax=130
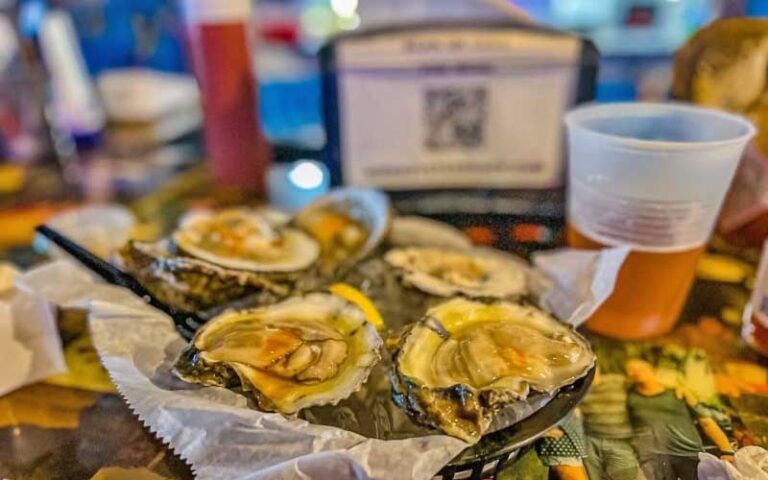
xmin=336 ymin=29 xmax=581 ymax=190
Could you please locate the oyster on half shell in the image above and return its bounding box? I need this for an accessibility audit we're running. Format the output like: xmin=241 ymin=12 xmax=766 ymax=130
xmin=384 ymin=246 xmax=527 ymax=299
xmin=117 ymin=240 xmax=289 ymax=314
xmin=293 ymin=188 xmax=392 ymax=273
xmin=117 ymin=208 xmax=321 ymax=315
xmin=392 ymin=298 xmax=594 ymax=442
xmin=174 ymin=293 xmax=383 ymax=413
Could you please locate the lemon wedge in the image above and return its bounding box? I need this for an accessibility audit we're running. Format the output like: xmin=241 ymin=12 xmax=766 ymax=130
xmin=329 ymin=283 xmax=385 ymax=331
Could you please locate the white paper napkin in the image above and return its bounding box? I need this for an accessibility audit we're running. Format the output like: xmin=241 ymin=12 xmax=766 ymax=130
xmin=533 ymin=246 xmax=631 ymax=327
xmin=0 ymin=264 xmax=66 ymax=397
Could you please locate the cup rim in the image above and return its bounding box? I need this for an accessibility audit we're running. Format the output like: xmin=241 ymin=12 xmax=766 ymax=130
xmin=565 ymin=101 xmax=756 ymax=150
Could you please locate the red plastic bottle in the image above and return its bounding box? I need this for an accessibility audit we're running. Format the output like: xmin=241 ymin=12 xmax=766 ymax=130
xmin=182 ymin=0 xmax=271 ymax=191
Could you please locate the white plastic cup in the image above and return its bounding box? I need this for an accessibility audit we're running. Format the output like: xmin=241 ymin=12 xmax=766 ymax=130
xmin=566 ymin=102 xmax=755 ymax=252
xmin=565 ymin=102 xmax=754 ymax=339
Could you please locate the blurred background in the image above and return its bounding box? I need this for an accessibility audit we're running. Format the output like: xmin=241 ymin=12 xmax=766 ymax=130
xmin=0 ymin=0 xmax=765 ymax=260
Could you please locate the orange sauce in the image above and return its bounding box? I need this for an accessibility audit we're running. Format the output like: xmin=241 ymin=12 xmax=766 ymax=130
xmin=567 ymin=225 xmax=705 ymax=339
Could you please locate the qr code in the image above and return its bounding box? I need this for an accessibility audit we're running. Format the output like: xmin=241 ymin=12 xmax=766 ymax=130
xmin=424 ymin=86 xmax=488 ymax=150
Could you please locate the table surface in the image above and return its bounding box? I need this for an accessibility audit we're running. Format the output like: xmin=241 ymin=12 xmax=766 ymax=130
xmin=0 ymin=173 xmax=766 ymax=480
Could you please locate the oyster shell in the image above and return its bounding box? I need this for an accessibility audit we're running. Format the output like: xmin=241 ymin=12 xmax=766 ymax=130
xmin=117 ymin=240 xmax=288 ymax=314
xmin=384 ymin=246 xmax=527 ymax=299
xmin=174 ymin=293 xmax=383 ymax=413
xmin=388 ymin=216 xmax=472 ymax=250
xmin=293 ymin=188 xmax=392 ymax=273
xmin=173 ymin=208 xmax=320 ymax=273
xmin=392 ymin=298 xmax=594 ymax=442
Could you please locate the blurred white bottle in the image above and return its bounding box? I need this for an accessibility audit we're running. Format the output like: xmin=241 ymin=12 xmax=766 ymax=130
xmin=38 ymin=10 xmax=105 ymax=144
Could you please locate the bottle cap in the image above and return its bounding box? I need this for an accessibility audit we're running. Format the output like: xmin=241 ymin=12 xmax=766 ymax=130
xmin=182 ymin=0 xmax=252 ymax=24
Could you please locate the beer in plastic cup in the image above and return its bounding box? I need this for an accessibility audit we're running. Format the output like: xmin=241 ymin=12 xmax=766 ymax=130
xmin=565 ymin=102 xmax=754 ymax=339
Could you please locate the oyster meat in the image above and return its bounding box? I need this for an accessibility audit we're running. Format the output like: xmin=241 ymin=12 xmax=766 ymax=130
xmin=174 ymin=293 xmax=383 ymax=413
xmin=173 ymin=208 xmax=320 ymax=272
xmin=384 ymin=246 xmax=527 ymax=299
xmin=392 ymin=298 xmax=594 ymax=442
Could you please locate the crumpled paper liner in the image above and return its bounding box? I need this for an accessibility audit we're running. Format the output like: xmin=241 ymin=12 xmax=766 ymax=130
xmin=17 ymin=247 xmax=628 ymax=480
